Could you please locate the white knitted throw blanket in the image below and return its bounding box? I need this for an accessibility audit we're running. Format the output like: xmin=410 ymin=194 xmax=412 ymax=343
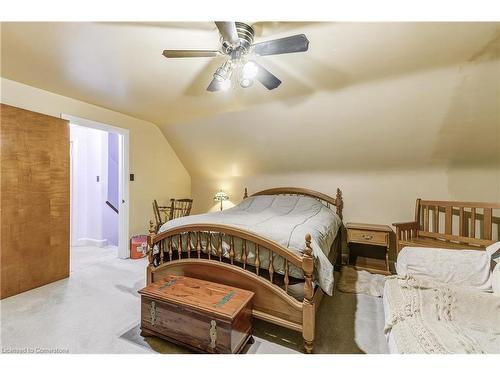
xmin=384 ymin=276 xmax=500 ymax=354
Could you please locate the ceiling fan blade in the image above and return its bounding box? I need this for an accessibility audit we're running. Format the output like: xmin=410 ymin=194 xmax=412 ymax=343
xmin=215 ymin=22 xmax=240 ymax=45
xmin=206 ymin=78 xmax=222 ymax=92
xmin=254 ymin=62 xmax=282 ymax=90
xmin=252 ymin=34 xmax=309 ymax=56
xmin=162 ymin=50 xmax=220 ymax=58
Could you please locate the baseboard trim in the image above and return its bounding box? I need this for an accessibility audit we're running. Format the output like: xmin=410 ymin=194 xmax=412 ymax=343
xmin=74 ymin=238 xmax=109 ymax=248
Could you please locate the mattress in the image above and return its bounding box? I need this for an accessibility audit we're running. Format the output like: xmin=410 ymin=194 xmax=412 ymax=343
xmin=157 ymin=194 xmax=342 ymax=295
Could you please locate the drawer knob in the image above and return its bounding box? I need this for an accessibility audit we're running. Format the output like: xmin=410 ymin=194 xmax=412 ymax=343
xmin=362 ymin=234 xmax=373 ymax=240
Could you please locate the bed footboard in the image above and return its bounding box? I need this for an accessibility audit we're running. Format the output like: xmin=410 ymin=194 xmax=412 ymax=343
xmin=146 ymin=221 xmax=317 ymax=353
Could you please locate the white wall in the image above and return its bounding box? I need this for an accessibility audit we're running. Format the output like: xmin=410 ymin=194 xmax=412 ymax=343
xmin=1 ymin=78 xmax=192 ymax=237
xmin=70 ymin=124 xmax=112 ymax=247
xmin=192 ymin=168 xmax=500 ymax=222
xmin=192 ymin=166 xmax=500 ymax=260
xmin=174 ymin=58 xmax=500 ymax=232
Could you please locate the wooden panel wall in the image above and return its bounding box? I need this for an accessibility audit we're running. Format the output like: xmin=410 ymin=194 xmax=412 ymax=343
xmin=1 ymin=104 xmax=70 ymax=299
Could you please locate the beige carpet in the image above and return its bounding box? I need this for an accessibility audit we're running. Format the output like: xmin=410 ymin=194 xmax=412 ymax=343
xmin=336 ymin=266 xmax=387 ymax=297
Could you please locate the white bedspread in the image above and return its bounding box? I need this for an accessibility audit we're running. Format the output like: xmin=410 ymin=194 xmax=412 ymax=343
xmin=158 ymin=195 xmax=342 ymax=295
xmin=383 ymin=276 xmax=500 ymax=354
xmin=396 ymin=246 xmax=493 ymax=291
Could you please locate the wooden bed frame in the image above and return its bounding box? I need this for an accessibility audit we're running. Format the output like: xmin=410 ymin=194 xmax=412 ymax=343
xmin=146 ymin=187 xmax=344 ymax=353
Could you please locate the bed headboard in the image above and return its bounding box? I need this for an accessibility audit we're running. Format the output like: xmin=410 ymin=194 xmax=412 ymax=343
xmin=244 ymin=187 xmax=343 ymax=219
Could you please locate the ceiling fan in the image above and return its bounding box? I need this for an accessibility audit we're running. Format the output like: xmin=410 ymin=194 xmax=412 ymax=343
xmin=162 ymin=22 xmax=309 ymax=92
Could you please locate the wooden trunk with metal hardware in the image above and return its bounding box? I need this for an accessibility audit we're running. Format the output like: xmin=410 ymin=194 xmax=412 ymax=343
xmin=138 ymin=275 xmax=254 ymax=354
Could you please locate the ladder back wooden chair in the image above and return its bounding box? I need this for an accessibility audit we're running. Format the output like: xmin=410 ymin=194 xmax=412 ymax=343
xmin=152 ymin=198 xmax=193 ymax=232
xmin=168 ymin=198 xmax=193 ymax=220
xmin=152 ymin=199 xmax=171 ymax=232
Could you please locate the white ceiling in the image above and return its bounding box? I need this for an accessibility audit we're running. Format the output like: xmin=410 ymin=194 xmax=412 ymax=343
xmin=2 ymin=22 xmax=499 ymax=177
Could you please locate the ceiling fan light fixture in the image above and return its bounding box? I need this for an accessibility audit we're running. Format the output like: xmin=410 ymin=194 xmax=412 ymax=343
xmin=240 ymin=78 xmax=253 ymax=88
xmin=162 ymin=22 xmax=309 ymax=93
xmin=242 ymin=61 xmax=258 ymax=79
xmin=213 ymin=61 xmax=232 ymax=82
xmin=213 ymin=69 xmax=224 ymax=82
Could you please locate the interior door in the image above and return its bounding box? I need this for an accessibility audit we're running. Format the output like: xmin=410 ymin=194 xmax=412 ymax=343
xmin=1 ymin=104 xmax=70 ymax=299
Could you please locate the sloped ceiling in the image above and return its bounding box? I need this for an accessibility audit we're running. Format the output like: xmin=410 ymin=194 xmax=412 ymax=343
xmin=2 ymin=22 xmax=499 ymax=180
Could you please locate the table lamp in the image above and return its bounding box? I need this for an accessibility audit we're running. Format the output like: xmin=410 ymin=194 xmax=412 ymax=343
xmin=214 ymin=190 xmax=229 ymax=211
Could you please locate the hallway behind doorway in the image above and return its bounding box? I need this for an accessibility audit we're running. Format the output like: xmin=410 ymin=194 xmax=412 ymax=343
xmin=70 ymin=124 xmax=121 ymax=267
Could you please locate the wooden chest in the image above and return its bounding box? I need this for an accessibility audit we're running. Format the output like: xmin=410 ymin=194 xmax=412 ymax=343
xmin=138 ymin=275 xmax=254 ymax=354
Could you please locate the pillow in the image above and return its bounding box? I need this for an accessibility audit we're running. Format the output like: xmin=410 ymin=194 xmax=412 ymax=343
xmin=396 ymin=247 xmax=492 ymax=291
xmin=491 ymin=262 xmax=500 ymax=295
xmin=486 ymin=241 xmax=500 ymax=263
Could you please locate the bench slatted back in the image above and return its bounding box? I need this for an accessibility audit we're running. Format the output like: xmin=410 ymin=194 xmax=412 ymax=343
xmin=415 ymin=199 xmax=500 ymax=248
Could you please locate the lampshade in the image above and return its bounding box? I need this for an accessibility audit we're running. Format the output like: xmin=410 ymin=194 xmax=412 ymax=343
xmin=214 ymin=190 xmax=229 ymax=202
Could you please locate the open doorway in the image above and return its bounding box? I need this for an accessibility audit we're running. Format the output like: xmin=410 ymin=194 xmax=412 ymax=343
xmin=64 ymin=114 xmax=130 ymax=272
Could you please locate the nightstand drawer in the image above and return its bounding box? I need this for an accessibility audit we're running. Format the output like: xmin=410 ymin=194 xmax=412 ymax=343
xmin=348 ymin=229 xmax=388 ymax=246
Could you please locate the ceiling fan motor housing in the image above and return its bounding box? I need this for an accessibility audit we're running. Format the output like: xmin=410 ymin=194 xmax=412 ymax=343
xmin=235 ymin=22 xmax=255 ymax=52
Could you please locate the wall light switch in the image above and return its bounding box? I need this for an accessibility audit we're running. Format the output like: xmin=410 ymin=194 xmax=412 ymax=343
xmin=130 ymin=174 xmax=135 ymax=181
xmin=96 ymin=176 xmax=100 ymax=182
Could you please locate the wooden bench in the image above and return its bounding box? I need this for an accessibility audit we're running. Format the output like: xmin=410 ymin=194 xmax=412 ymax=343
xmin=393 ymin=199 xmax=500 ymax=253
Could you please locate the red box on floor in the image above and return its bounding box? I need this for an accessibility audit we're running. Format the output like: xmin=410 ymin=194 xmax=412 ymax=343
xmin=130 ymin=235 xmax=148 ymax=259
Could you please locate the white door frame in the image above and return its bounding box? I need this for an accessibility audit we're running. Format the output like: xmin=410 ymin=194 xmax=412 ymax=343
xmin=62 ymin=114 xmax=130 ymax=259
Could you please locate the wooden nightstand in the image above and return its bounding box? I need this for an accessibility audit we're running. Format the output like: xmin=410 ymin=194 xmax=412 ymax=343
xmin=346 ymin=223 xmax=392 ymax=275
